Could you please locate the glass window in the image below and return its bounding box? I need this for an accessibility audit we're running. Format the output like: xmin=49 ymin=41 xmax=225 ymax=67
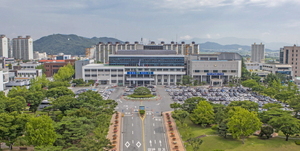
xmin=158 ymin=79 xmax=161 ymax=82
xmin=111 ymin=69 xmax=117 ymax=72
xmin=157 ymin=69 xmax=162 ymax=71
xmin=111 ymin=75 xmax=117 ymax=77
xmin=111 ymin=80 xmax=117 ymax=83
xmin=222 ymin=70 xmax=227 ymax=73
xmin=85 ymin=69 xmax=90 ymax=72
xmin=195 ymin=70 xmax=200 ymax=73
xmin=231 ymin=70 xmax=236 ymax=73
xmin=164 ymin=79 xmax=167 ymax=82
xmin=213 ymin=70 xmax=218 ymax=73
xmin=98 ymin=69 xmax=103 ymax=72
xmin=176 ymin=69 xmax=181 ymax=71
xmin=163 ymin=69 xmax=168 ymax=71
xmin=204 ymin=70 xmax=209 ymax=73
xmin=105 ymin=69 xmax=110 ymax=72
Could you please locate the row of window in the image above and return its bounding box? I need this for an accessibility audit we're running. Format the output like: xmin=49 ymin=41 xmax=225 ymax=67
xmin=193 ymin=70 xmax=236 ymax=73
xmin=85 ymin=68 xmax=183 ymax=72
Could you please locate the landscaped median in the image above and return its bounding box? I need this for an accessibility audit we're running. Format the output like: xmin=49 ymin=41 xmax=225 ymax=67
xmin=163 ymin=111 xmax=186 ymax=151
xmin=107 ymin=112 xmax=121 ymax=151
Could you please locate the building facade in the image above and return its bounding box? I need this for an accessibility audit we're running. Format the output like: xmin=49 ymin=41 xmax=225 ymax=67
xmin=12 ymin=36 xmax=33 ymax=60
xmin=0 ymin=35 xmax=9 ymax=58
xmin=251 ymin=43 xmax=265 ymax=63
xmin=187 ymin=53 xmax=242 ymax=85
xmin=261 ymin=64 xmax=293 ymax=76
xmin=43 ymin=59 xmax=76 ymax=77
xmin=95 ymin=41 xmax=199 ymax=63
xmin=81 ymin=50 xmax=243 ymax=86
xmin=279 ymin=45 xmax=300 ymax=77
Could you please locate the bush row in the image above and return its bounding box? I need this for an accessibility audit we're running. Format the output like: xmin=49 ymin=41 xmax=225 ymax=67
xmin=128 ymin=94 xmax=154 ymax=98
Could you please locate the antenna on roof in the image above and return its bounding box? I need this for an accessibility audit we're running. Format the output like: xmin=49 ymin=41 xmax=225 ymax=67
xmin=140 ymin=37 xmax=143 ymax=44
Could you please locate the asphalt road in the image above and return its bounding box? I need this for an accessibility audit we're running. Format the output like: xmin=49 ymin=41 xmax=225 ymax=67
xmin=114 ymin=86 xmax=172 ymax=151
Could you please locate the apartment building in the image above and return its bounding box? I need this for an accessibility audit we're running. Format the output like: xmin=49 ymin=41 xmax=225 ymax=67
xmin=0 ymin=35 xmax=9 ymax=58
xmin=95 ymin=41 xmax=199 ymax=63
xmin=279 ymin=45 xmax=300 ymax=77
xmin=12 ymin=36 xmax=33 ymax=60
xmin=251 ymin=43 xmax=265 ymax=63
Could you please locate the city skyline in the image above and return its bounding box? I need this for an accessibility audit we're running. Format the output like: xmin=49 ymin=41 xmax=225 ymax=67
xmin=1 ymin=0 xmax=300 ymax=46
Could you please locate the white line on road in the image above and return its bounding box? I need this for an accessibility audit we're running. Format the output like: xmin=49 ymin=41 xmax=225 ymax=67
xmin=154 ymin=140 xmax=156 ymax=144
xmin=154 ymin=131 xmax=156 ymax=134
xmin=132 ymin=123 xmax=134 ymax=126
xmin=159 ymin=140 xmax=162 ymax=146
xmin=132 ymin=131 xmax=134 ymax=134
xmin=153 ymin=123 xmax=155 ymax=126
xmin=132 ymin=117 xmax=133 ymax=119
xmin=132 ymin=140 xmax=134 ymax=144
xmin=149 ymin=140 xmax=152 ymax=147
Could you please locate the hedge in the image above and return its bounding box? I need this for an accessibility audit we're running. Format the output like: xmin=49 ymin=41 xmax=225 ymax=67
xmin=128 ymin=94 xmax=154 ymax=98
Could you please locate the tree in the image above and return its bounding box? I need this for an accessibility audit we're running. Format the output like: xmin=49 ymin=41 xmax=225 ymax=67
xmin=269 ymin=115 xmax=300 ymax=141
xmin=26 ymin=91 xmax=45 ymax=113
xmin=53 ymin=63 xmax=75 ymax=81
xmin=0 ymin=112 xmax=30 ymax=150
xmin=172 ymin=110 xmax=189 ymax=125
xmin=262 ymin=103 xmax=282 ymax=110
xmin=80 ymin=126 xmax=113 ymax=151
xmin=289 ymin=97 xmax=300 ymax=118
xmin=5 ymin=96 xmax=27 ymax=113
xmin=55 ymin=116 xmax=94 ymax=147
xmin=48 ymin=81 xmax=70 ymax=89
xmin=190 ymin=100 xmax=215 ymax=126
xmin=36 ymin=64 xmax=46 ymax=74
xmin=170 ymin=103 xmax=181 ymax=111
xmin=52 ymin=95 xmax=78 ymax=114
xmin=259 ymin=108 xmax=291 ymax=124
xmin=227 ymin=107 xmax=262 ymax=144
xmin=182 ymin=75 xmax=193 ymax=85
xmin=259 ymin=125 xmax=274 ymax=139
xmin=25 ymin=115 xmax=57 ymax=146
xmin=181 ymin=97 xmax=206 ymax=113
xmin=46 ymin=86 xmax=75 ymax=99
xmin=30 ymin=74 xmax=49 ymax=90
xmin=215 ymin=106 xmax=227 ymax=125
xmin=7 ymin=86 xmax=28 ymax=98
xmin=241 ymin=79 xmax=259 ymax=88
xmin=187 ymin=137 xmax=203 ymax=151
xmin=133 ymin=87 xmax=151 ymax=95
xmin=228 ymin=101 xmax=259 ymax=112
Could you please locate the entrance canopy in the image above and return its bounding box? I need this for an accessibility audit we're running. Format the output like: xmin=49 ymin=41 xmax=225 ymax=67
xmin=127 ymin=78 xmax=155 ymax=81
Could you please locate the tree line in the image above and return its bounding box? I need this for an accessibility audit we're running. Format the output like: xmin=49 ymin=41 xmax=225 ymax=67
xmin=0 ymin=64 xmax=117 ymax=151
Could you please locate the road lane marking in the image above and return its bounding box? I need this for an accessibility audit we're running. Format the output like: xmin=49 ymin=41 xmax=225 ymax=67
xmin=125 ymin=141 xmax=130 ymax=148
xmin=159 ymin=140 xmax=162 ymax=146
xmin=136 ymin=141 xmax=141 ymax=148
xmin=132 ymin=131 xmax=134 ymax=134
xmin=132 ymin=123 xmax=134 ymax=126
xmin=132 ymin=140 xmax=134 ymax=144
xmin=154 ymin=131 xmax=156 ymax=134
xmin=154 ymin=140 xmax=156 ymax=144
xmin=153 ymin=123 xmax=155 ymax=126
xmin=149 ymin=140 xmax=152 ymax=147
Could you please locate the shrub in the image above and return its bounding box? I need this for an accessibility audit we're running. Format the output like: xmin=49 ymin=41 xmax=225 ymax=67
xmin=128 ymin=94 xmax=154 ymax=98
xmin=139 ymin=110 xmax=145 ymax=115
xmin=295 ymin=140 xmax=300 ymax=145
xmin=133 ymin=87 xmax=151 ymax=95
xmin=211 ymin=124 xmax=219 ymax=131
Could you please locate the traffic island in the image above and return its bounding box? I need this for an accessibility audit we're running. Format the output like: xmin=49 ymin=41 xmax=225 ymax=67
xmin=163 ymin=111 xmax=185 ymax=151
xmin=107 ymin=112 xmax=122 ymax=151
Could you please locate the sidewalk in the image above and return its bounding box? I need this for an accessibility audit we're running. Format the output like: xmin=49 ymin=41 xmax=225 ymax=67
xmin=107 ymin=112 xmax=122 ymax=151
xmin=163 ymin=111 xmax=186 ymax=151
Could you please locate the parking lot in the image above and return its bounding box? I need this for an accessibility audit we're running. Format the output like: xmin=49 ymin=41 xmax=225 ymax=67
xmin=165 ymin=85 xmax=292 ymax=112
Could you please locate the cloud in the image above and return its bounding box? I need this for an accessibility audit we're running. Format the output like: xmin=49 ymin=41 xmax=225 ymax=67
xmin=180 ymin=35 xmax=193 ymax=40
xmin=206 ymin=34 xmax=211 ymax=39
xmin=151 ymin=0 xmax=300 ymax=11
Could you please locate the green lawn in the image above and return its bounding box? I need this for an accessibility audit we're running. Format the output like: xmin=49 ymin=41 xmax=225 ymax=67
xmin=178 ymin=119 xmax=300 ymax=151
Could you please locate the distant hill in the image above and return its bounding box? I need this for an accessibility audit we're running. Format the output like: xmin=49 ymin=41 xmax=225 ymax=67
xmin=33 ymin=34 xmax=123 ymax=55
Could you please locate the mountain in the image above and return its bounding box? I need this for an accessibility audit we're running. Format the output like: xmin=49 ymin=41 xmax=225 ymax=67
xmin=33 ymin=34 xmax=123 ymax=55
xmin=188 ymin=37 xmax=293 ymax=50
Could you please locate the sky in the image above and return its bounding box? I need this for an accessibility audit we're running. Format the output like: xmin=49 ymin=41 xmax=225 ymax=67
xmin=1 ymin=0 xmax=300 ymax=45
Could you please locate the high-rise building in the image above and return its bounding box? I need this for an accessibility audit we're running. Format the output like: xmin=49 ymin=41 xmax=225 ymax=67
xmin=251 ymin=43 xmax=265 ymax=63
xmin=95 ymin=41 xmax=199 ymax=63
xmin=0 ymin=35 xmax=9 ymax=58
xmin=12 ymin=35 xmax=33 ymax=60
xmin=279 ymin=45 xmax=300 ymax=77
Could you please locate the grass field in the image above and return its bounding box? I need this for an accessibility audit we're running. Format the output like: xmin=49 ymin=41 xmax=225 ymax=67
xmin=178 ymin=119 xmax=300 ymax=151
